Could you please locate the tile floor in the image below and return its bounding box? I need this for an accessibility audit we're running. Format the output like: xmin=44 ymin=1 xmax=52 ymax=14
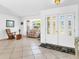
xmin=0 ymin=37 xmax=76 ymax=59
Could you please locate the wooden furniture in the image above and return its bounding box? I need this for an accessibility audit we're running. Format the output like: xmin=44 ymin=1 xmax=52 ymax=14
xmin=16 ymin=34 xmax=22 ymax=40
xmin=6 ymin=29 xmax=15 ymax=39
xmin=28 ymin=28 xmax=40 ymax=38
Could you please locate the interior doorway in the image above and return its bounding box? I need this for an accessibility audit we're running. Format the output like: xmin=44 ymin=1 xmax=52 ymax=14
xmin=26 ymin=19 xmax=41 ymax=39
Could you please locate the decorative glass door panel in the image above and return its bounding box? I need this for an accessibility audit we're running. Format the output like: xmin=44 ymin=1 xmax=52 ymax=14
xmin=66 ymin=14 xmax=75 ymax=48
xmin=58 ymin=13 xmax=75 ymax=48
xmin=46 ymin=16 xmax=58 ymax=45
xmin=58 ymin=15 xmax=67 ymax=46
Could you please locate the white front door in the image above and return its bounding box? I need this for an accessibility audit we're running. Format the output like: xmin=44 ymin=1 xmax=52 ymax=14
xmin=46 ymin=16 xmax=58 ymax=45
xmin=65 ymin=14 xmax=75 ymax=48
xmin=58 ymin=13 xmax=75 ymax=48
xmin=45 ymin=13 xmax=75 ymax=48
xmin=58 ymin=15 xmax=67 ymax=47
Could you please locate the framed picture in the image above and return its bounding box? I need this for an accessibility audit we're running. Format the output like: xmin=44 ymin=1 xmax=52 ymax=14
xmin=6 ymin=20 xmax=14 ymax=27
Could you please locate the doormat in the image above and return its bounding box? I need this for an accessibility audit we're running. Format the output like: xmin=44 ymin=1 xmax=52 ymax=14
xmin=40 ymin=43 xmax=75 ymax=55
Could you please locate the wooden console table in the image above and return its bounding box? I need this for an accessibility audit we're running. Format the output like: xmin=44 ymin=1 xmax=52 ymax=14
xmin=16 ymin=34 xmax=22 ymax=40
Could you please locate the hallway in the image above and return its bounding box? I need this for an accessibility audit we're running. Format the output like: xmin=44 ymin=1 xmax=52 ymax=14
xmin=0 ymin=37 xmax=75 ymax=59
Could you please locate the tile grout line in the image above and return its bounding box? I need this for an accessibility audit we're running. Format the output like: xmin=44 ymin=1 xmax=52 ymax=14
xmin=9 ymin=40 xmax=16 ymax=59
xmin=22 ymin=39 xmax=23 ymax=59
xmin=9 ymin=47 xmax=15 ymax=59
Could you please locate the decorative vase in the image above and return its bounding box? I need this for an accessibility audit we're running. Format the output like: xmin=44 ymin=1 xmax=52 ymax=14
xmin=19 ymin=29 xmax=21 ymax=34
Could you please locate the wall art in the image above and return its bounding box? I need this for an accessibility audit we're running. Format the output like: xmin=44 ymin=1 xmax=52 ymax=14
xmin=6 ymin=20 xmax=14 ymax=27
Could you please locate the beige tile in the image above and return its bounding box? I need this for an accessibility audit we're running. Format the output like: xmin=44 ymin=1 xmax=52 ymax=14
xmin=23 ymin=46 xmax=32 ymax=50
xmin=15 ymin=46 xmax=23 ymax=49
xmin=0 ymin=54 xmax=10 ymax=59
xmin=31 ymin=46 xmax=39 ymax=50
xmin=3 ymin=50 xmax=12 ymax=54
xmin=23 ymin=55 xmax=35 ymax=59
xmin=10 ymin=56 xmax=22 ymax=59
xmin=40 ymin=48 xmax=53 ymax=54
xmin=32 ymin=49 xmax=41 ymax=55
xmin=23 ymin=50 xmax=33 ymax=57
xmin=0 ymin=48 xmax=12 ymax=55
xmin=56 ymin=52 xmax=71 ymax=58
xmin=34 ymin=54 xmax=46 ymax=59
xmin=11 ymin=51 xmax=22 ymax=58
xmin=59 ymin=57 xmax=71 ymax=59
xmin=45 ymin=54 xmax=58 ymax=59
xmin=30 ymin=43 xmax=38 ymax=46
xmin=53 ymin=51 xmax=75 ymax=59
xmin=0 ymin=49 xmax=5 ymax=54
xmin=14 ymin=48 xmax=22 ymax=52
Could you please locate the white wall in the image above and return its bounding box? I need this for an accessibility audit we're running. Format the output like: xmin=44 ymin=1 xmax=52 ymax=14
xmin=0 ymin=13 xmax=20 ymax=40
xmin=19 ymin=19 xmax=26 ymax=36
xmin=40 ymin=4 xmax=79 ymax=48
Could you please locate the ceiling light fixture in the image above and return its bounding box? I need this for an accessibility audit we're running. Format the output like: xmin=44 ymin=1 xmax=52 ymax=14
xmin=54 ymin=0 xmax=61 ymax=5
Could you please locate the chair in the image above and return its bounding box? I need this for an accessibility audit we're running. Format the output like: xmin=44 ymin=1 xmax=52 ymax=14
xmin=6 ymin=29 xmax=15 ymax=39
xmin=28 ymin=28 xmax=40 ymax=38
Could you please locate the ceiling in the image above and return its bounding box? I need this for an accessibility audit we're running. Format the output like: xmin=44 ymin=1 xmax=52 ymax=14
xmin=0 ymin=0 xmax=78 ymax=17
